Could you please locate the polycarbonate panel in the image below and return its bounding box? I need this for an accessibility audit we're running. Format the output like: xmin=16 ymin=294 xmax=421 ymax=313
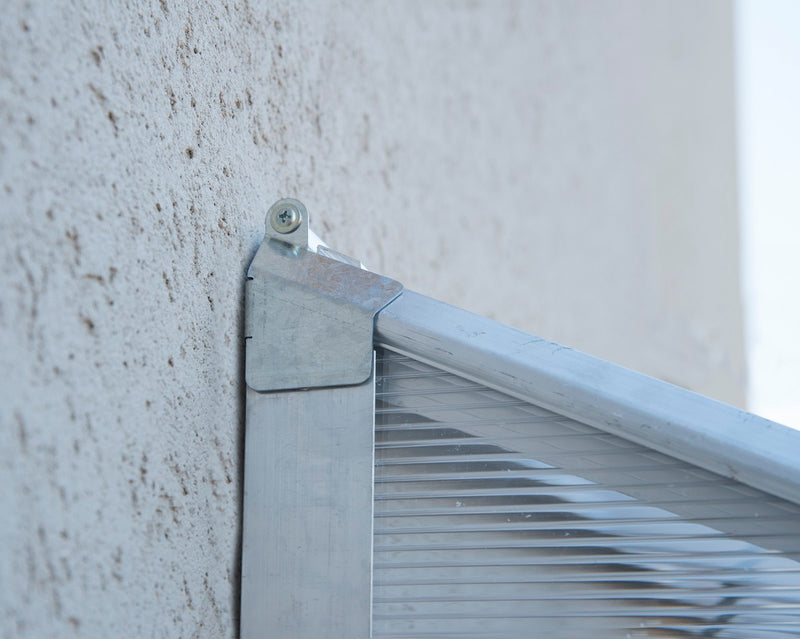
xmin=373 ymin=348 xmax=800 ymax=638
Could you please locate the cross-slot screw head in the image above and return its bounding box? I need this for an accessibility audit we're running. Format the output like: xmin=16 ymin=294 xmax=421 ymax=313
xmin=270 ymin=203 xmax=302 ymax=234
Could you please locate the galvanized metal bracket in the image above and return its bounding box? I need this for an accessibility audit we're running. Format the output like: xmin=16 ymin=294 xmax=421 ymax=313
xmin=245 ymin=199 xmax=403 ymax=392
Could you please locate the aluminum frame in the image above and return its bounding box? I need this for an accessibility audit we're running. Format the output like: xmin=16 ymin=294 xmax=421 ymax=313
xmin=241 ymin=210 xmax=800 ymax=637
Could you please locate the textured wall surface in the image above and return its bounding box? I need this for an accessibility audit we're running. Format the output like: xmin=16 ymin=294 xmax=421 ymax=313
xmin=1 ymin=1 xmax=741 ymax=637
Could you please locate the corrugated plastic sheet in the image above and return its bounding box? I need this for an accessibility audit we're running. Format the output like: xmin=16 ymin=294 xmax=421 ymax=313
xmin=373 ymin=349 xmax=800 ymax=638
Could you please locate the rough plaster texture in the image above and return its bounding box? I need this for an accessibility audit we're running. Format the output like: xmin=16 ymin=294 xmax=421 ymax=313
xmin=1 ymin=1 xmax=742 ymax=637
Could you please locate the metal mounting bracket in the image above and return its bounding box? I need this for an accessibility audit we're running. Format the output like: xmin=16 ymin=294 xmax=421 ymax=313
xmin=244 ymin=198 xmax=403 ymax=392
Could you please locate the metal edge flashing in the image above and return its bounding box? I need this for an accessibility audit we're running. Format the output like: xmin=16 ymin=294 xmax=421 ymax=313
xmin=374 ymin=290 xmax=800 ymax=507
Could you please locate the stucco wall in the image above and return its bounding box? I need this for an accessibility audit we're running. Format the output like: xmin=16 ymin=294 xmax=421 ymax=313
xmin=1 ymin=1 xmax=741 ymax=637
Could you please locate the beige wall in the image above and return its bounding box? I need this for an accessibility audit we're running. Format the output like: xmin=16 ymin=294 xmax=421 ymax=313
xmin=0 ymin=1 xmax=742 ymax=636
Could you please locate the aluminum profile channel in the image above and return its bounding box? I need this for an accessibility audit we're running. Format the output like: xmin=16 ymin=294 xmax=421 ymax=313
xmin=373 ymin=291 xmax=800 ymax=508
xmin=241 ymin=199 xmax=401 ymax=639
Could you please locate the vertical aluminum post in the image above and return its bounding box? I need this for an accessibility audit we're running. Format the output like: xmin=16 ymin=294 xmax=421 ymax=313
xmin=241 ymin=376 xmax=376 ymax=638
xmin=240 ymin=199 xmax=401 ymax=639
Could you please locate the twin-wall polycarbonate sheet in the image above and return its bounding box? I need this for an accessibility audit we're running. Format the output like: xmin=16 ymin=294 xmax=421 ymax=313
xmin=373 ymin=348 xmax=800 ymax=638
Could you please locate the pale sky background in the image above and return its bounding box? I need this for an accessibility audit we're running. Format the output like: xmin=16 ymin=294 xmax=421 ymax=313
xmin=737 ymin=0 xmax=800 ymax=428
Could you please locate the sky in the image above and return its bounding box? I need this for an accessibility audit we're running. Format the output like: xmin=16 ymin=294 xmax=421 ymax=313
xmin=737 ymin=0 xmax=800 ymax=428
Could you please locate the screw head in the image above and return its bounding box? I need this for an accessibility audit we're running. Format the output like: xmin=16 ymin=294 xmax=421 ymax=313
xmin=270 ymin=203 xmax=302 ymax=234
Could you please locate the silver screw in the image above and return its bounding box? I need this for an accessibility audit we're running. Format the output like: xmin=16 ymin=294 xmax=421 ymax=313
xmin=270 ymin=203 xmax=302 ymax=234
